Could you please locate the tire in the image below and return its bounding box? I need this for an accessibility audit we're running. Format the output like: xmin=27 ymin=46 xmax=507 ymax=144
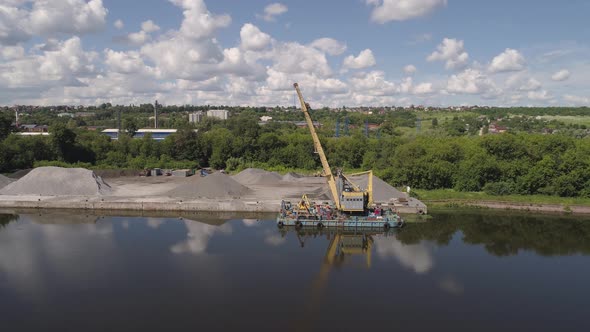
xmin=383 ymin=223 xmax=391 ymax=230
xmin=277 ymin=221 xmax=284 ymax=228
xmin=317 ymin=222 xmax=324 ymax=229
xmin=295 ymin=220 xmax=303 ymax=228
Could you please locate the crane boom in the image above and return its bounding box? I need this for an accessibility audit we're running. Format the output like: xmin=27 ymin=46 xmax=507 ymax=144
xmin=293 ymin=83 xmax=341 ymax=210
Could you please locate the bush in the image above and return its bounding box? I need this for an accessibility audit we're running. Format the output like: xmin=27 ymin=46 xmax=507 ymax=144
xmin=483 ymin=181 xmax=516 ymax=196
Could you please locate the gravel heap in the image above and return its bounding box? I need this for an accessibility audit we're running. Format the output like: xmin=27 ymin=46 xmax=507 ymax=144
xmin=232 ymin=168 xmax=283 ymax=185
xmin=282 ymin=172 xmax=304 ymax=182
xmin=0 ymin=167 xmax=112 ymax=196
xmin=348 ymin=173 xmax=405 ymax=203
xmin=167 ymin=172 xmax=250 ymax=198
xmin=0 ymin=175 xmax=14 ymax=189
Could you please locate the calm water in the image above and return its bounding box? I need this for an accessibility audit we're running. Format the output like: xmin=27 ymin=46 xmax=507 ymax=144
xmin=1 ymin=210 xmax=589 ymax=332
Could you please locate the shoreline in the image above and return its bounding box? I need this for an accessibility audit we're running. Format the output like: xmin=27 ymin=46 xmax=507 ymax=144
xmin=425 ymin=199 xmax=590 ymax=215
xmin=1 ymin=194 xmax=589 ymax=215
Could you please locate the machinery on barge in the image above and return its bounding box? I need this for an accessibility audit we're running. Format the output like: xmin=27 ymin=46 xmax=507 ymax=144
xmin=277 ymin=83 xmax=404 ymax=230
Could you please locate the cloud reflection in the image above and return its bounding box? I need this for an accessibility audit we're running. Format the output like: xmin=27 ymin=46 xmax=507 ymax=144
xmin=374 ymin=237 xmax=434 ymax=274
xmin=170 ymin=219 xmax=232 ymax=255
xmin=440 ymin=276 xmax=464 ymax=295
xmin=0 ymin=214 xmax=114 ymax=297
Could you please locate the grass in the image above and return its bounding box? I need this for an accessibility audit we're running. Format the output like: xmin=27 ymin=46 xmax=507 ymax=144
xmin=536 ymin=115 xmax=590 ymax=126
xmin=414 ymin=189 xmax=590 ymax=206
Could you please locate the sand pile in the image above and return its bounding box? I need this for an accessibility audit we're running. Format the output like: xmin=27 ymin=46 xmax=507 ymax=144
xmin=0 ymin=167 xmax=112 ymax=196
xmin=232 ymin=168 xmax=283 ymax=185
xmin=348 ymin=173 xmax=405 ymax=203
xmin=0 ymin=175 xmax=14 ymax=189
xmin=282 ymin=172 xmax=304 ymax=182
xmin=167 ymin=172 xmax=250 ymax=198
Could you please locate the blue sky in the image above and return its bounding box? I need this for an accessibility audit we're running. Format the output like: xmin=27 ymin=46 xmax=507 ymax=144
xmin=1 ymin=0 xmax=589 ymax=106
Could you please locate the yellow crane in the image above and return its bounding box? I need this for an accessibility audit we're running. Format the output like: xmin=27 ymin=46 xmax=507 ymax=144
xmin=293 ymin=83 xmax=373 ymax=213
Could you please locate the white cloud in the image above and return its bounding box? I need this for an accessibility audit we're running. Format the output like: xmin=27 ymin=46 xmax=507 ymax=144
xmin=520 ymin=78 xmax=541 ymax=91
xmin=551 ymin=69 xmax=570 ymax=81
xmin=30 ymin=0 xmax=108 ymax=35
xmin=563 ymin=94 xmax=589 ymax=106
xmin=126 ymin=30 xmax=151 ymax=45
xmin=240 ymin=23 xmax=271 ymax=51
xmin=113 ymin=19 xmax=124 ymax=30
xmin=343 ymin=49 xmax=376 ymax=70
xmin=447 ymin=68 xmax=500 ymax=98
xmin=403 ymin=64 xmax=417 ymax=74
xmin=366 ymin=0 xmax=447 ymax=23
xmin=261 ymin=3 xmax=288 ymax=22
xmin=413 ymin=82 xmax=434 ymax=94
xmin=1 ymin=45 xmax=24 ymax=60
xmin=0 ymin=4 xmax=30 ymax=44
xmin=170 ymin=0 xmax=231 ymax=40
xmin=427 ymin=38 xmax=469 ymax=70
xmin=310 ymin=38 xmax=347 ymax=56
xmin=141 ymin=20 xmax=160 ymax=33
xmin=489 ymin=48 xmax=526 ymax=73
xmin=527 ymin=90 xmax=551 ymax=101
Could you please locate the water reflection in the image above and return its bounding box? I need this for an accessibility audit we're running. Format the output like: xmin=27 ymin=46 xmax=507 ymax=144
xmin=398 ymin=210 xmax=590 ymax=256
xmin=374 ymin=236 xmax=434 ymax=273
xmin=170 ymin=219 xmax=232 ymax=255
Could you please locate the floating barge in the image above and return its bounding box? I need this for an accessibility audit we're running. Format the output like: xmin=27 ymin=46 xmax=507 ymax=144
xmin=277 ymin=200 xmax=404 ymax=230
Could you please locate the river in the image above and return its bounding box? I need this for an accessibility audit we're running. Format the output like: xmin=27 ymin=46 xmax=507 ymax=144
xmin=1 ymin=209 xmax=589 ymax=331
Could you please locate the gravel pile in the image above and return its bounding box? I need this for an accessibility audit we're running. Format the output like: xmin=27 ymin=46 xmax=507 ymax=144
xmin=167 ymin=172 xmax=250 ymax=198
xmin=0 ymin=167 xmax=112 ymax=196
xmin=282 ymin=172 xmax=304 ymax=182
xmin=348 ymin=173 xmax=405 ymax=203
xmin=233 ymin=168 xmax=283 ymax=185
xmin=0 ymin=175 xmax=14 ymax=189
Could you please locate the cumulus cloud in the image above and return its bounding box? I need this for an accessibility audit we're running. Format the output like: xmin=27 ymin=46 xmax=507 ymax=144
xmin=141 ymin=20 xmax=160 ymax=33
xmin=551 ymin=69 xmax=570 ymax=81
xmin=366 ymin=0 xmax=447 ymax=23
xmin=403 ymin=64 xmax=417 ymax=74
xmin=527 ymin=90 xmax=551 ymax=101
xmin=489 ymin=48 xmax=526 ymax=73
xmin=427 ymin=38 xmax=469 ymax=70
xmin=113 ymin=19 xmax=124 ymax=29
xmin=343 ymin=49 xmax=376 ymax=70
xmin=447 ymin=68 xmax=500 ymax=98
xmin=171 ymin=0 xmax=231 ymax=40
xmin=310 ymin=38 xmax=347 ymax=56
xmin=240 ymin=23 xmax=271 ymax=51
xmin=413 ymin=82 xmax=434 ymax=94
xmin=563 ymin=94 xmax=589 ymax=105
xmin=30 ymin=0 xmax=108 ymax=35
xmin=260 ymin=3 xmax=288 ymax=22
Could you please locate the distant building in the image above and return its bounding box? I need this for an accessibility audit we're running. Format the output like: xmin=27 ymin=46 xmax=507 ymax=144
xmin=189 ymin=111 xmax=205 ymax=123
xmin=57 ymin=112 xmax=74 ymax=118
xmin=101 ymin=129 xmax=197 ymax=141
xmin=488 ymin=123 xmax=508 ymax=134
xmin=206 ymin=109 xmax=229 ymax=120
xmin=20 ymin=124 xmax=48 ymax=132
xmin=260 ymin=116 xmax=273 ymax=122
xmin=75 ymin=112 xmax=96 ymax=118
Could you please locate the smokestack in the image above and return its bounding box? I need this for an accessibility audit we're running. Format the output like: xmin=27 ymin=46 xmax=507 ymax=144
xmin=154 ymin=100 xmax=159 ymax=129
xmin=14 ymin=107 xmax=19 ymax=128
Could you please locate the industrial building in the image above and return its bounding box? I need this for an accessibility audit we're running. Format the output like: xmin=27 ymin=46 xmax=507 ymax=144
xmin=188 ymin=111 xmax=205 ymax=123
xmin=102 ymin=129 xmax=187 ymax=141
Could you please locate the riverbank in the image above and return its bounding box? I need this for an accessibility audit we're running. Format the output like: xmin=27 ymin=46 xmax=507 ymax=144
xmin=416 ymin=189 xmax=590 ymax=214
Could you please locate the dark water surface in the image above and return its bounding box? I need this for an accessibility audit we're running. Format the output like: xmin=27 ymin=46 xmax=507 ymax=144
xmin=1 ymin=210 xmax=589 ymax=332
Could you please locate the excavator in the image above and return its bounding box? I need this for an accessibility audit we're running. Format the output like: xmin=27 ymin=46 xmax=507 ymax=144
xmin=276 ymin=83 xmax=404 ymax=230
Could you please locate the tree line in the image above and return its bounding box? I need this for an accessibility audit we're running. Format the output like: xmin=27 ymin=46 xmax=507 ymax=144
xmin=0 ymin=110 xmax=589 ymax=198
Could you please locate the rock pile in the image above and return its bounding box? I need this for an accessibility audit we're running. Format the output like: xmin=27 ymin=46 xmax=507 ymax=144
xmin=232 ymin=168 xmax=283 ymax=185
xmin=166 ymin=172 xmax=250 ymax=198
xmin=0 ymin=167 xmax=112 ymax=196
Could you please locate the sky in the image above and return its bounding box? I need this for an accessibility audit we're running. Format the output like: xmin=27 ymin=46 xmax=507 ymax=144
xmin=1 ymin=0 xmax=589 ymax=107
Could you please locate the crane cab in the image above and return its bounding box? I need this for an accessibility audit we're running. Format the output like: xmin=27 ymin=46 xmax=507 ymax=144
xmin=340 ymin=191 xmax=368 ymax=213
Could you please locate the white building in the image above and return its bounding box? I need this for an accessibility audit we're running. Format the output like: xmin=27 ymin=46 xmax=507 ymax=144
xmin=260 ymin=116 xmax=273 ymax=122
xmin=189 ymin=111 xmax=205 ymax=123
xmin=207 ymin=109 xmax=229 ymax=120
